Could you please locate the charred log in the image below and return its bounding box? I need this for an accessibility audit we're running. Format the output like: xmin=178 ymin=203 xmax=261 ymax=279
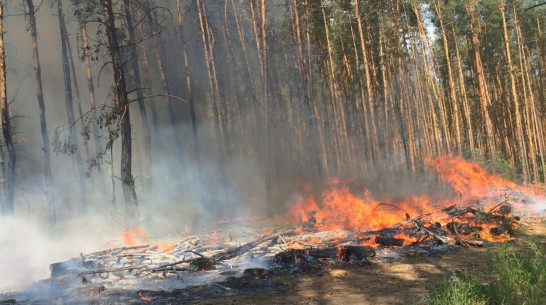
xmin=71 ymin=285 xmax=106 ymax=298
xmin=243 ymin=268 xmax=269 ymax=278
xmin=337 ymin=245 xmax=375 ymax=262
xmin=374 ymin=236 xmax=404 ymax=247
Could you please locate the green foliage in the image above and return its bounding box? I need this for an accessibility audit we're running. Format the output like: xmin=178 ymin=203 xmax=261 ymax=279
xmin=487 ymin=240 xmax=546 ymax=305
xmin=423 ymin=239 xmax=546 ymax=305
xmin=424 ymin=271 xmax=488 ymax=305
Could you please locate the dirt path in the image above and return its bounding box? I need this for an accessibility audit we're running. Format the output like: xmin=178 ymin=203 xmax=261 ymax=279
xmin=190 ymin=220 xmax=545 ymax=305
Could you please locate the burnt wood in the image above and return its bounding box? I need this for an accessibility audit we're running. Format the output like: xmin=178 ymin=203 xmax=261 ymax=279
xmin=337 ymin=245 xmax=375 ymax=261
xmin=374 ymin=236 xmax=404 ymax=247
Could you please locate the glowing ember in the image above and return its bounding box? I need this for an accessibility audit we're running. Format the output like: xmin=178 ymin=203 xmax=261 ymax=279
xmin=156 ymin=241 xmax=175 ymax=253
xmin=206 ymin=229 xmax=221 ymax=244
xmin=393 ymin=232 xmax=420 ymax=246
xmin=121 ymin=226 xmax=147 ymax=245
xmin=138 ymin=291 xmax=155 ymax=301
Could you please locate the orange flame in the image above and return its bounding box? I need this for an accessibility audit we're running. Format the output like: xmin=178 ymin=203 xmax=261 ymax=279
xmin=122 ymin=226 xmax=147 ymax=245
xmin=290 ymin=156 xmax=544 ymax=245
xmin=394 ymin=232 xmax=419 ymax=246
xmin=156 ymin=241 xmax=175 ymax=253
xmin=292 ymin=180 xmax=446 ymax=231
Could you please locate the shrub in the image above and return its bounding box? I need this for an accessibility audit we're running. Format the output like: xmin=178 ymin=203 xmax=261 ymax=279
xmin=487 ymin=240 xmax=546 ymax=305
xmin=423 ymin=239 xmax=545 ymax=305
xmin=424 ymin=271 xmax=487 ymax=305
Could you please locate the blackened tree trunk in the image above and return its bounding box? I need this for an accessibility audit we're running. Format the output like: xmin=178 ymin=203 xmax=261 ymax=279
xmin=102 ymin=0 xmax=138 ymax=224
xmin=56 ymin=0 xmax=87 ymax=214
xmin=26 ymin=0 xmax=54 ymax=226
xmin=176 ymin=0 xmax=201 ymax=173
xmin=0 ymin=3 xmax=16 ymax=215
xmin=122 ymin=0 xmax=152 ymax=202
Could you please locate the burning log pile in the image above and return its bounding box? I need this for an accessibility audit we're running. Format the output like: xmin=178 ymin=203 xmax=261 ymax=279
xmin=40 ymin=190 xmax=528 ymax=298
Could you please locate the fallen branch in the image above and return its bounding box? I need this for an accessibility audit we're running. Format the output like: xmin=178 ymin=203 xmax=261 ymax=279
xmin=412 ymin=220 xmax=451 ymax=244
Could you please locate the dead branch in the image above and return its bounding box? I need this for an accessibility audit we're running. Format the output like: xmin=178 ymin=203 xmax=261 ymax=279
xmin=412 ymin=220 xmax=451 ymax=244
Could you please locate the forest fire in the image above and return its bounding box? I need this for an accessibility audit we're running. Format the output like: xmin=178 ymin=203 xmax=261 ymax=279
xmin=2 ymin=157 xmax=544 ymax=305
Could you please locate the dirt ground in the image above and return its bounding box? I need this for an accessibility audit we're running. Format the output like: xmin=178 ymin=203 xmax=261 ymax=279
xmin=189 ymin=220 xmax=546 ymax=305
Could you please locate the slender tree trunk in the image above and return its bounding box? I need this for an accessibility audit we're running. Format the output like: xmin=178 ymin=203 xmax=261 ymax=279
xmin=26 ymin=0 xmax=54 ymax=227
xmin=176 ymin=0 xmax=203 ymax=187
xmin=433 ymin=0 xmax=461 ymax=155
xmin=259 ymin=0 xmax=273 ymax=217
xmin=122 ymin=0 xmax=152 ymax=203
xmin=354 ymin=0 xmax=378 ymax=161
xmin=64 ymin=19 xmax=90 ymax=163
xmin=144 ymin=0 xmax=185 ymax=159
xmin=56 ymin=0 xmax=87 ymax=214
xmin=464 ymin=1 xmax=496 ymax=168
xmin=451 ymin=23 xmax=475 ymax=158
xmin=499 ymin=1 xmax=528 ymax=183
xmin=0 ymin=3 xmax=15 ymax=216
xmin=76 ymin=1 xmax=102 ymax=156
xmin=135 ymin=5 xmax=158 ymax=130
xmin=516 ymin=9 xmax=545 ymax=181
xmin=102 ymin=0 xmax=138 ymax=224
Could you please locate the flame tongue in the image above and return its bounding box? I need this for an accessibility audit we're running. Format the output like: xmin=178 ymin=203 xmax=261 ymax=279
xmin=290 ymin=156 xmax=544 ymax=244
xmin=121 ymin=226 xmax=147 ymax=245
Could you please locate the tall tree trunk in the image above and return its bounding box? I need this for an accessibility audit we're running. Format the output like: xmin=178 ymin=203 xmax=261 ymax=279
xmin=144 ymin=0 xmax=185 ymax=160
xmin=433 ymin=0 xmax=461 ymax=155
xmin=26 ymin=0 xmax=54 ymax=227
xmin=64 ymin=18 xmax=90 ymax=163
xmin=451 ymin=23 xmax=475 ymax=158
xmin=122 ymin=0 xmax=152 ymax=203
xmin=0 ymin=3 xmax=15 ymax=216
xmin=464 ymin=1 xmax=496 ymax=168
xmin=56 ymin=0 xmax=87 ymax=214
xmin=354 ymin=0 xmax=378 ymax=162
xmin=499 ymin=1 xmax=528 ymax=183
xmin=515 ymin=7 xmax=545 ymax=181
xmin=76 ymin=0 xmax=102 ymax=156
xmin=176 ymin=0 xmax=203 ymax=194
xmin=259 ymin=0 xmax=273 ymax=217
xmin=135 ymin=5 xmax=158 ymax=129
xmin=102 ymin=0 xmax=138 ymax=224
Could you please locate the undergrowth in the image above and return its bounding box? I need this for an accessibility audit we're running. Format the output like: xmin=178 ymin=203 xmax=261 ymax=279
xmin=423 ymin=239 xmax=546 ymax=305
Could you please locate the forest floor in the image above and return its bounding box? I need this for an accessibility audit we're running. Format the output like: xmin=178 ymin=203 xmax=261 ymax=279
xmin=2 ymin=218 xmax=544 ymax=305
xmin=188 ymin=219 xmax=546 ymax=305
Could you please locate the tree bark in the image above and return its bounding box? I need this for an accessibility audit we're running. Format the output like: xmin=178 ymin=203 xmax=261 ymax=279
xmin=76 ymin=0 xmax=102 ymax=157
xmin=56 ymin=0 xmax=87 ymax=214
xmin=0 ymin=3 xmax=16 ymax=216
xmin=101 ymin=0 xmax=138 ymax=224
xmin=26 ymin=0 xmax=54 ymax=227
xmin=176 ymin=0 xmax=202 ymax=176
xmin=464 ymin=1 xmax=496 ymax=168
xmin=122 ymin=0 xmax=152 ymax=202
xmin=499 ymin=1 xmax=529 ymax=183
